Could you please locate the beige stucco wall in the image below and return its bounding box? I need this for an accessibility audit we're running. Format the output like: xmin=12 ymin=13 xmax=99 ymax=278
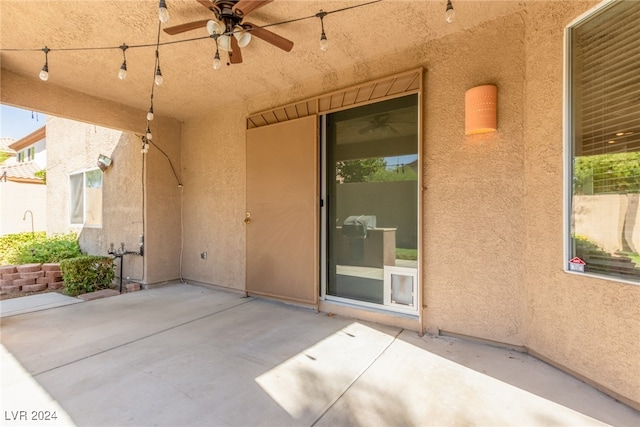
xmin=181 ymin=109 xmax=247 ymax=290
xmin=522 ymin=1 xmax=640 ymax=407
xmin=45 ymin=116 xmax=144 ymax=281
xmin=0 ymin=181 xmax=46 ymax=236
xmin=1 ymin=72 xmax=183 ymax=285
xmin=179 ymin=2 xmax=639 ymax=408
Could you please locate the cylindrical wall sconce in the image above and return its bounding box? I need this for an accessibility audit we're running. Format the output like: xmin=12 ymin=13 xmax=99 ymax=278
xmin=465 ymin=84 xmax=497 ymax=135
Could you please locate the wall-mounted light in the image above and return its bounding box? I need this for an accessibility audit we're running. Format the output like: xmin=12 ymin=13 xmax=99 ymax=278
xmin=465 ymin=84 xmax=497 ymax=135
xmin=97 ymin=154 xmax=113 ymax=171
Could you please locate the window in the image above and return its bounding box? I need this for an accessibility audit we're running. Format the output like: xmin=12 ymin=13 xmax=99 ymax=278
xmin=17 ymin=147 xmax=35 ymax=162
xmin=567 ymin=0 xmax=640 ymax=282
xmin=69 ymin=169 xmax=103 ymax=227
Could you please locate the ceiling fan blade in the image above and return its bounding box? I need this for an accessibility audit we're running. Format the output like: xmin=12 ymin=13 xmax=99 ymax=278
xmin=163 ymin=19 xmax=210 ymax=35
xmin=359 ymin=124 xmax=375 ymax=135
xmin=387 ymin=125 xmax=400 ymax=135
xmin=196 ymin=0 xmax=219 ymax=14
xmin=232 ymin=0 xmax=273 ymax=17
xmin=244 ymin=23 xmax=293 ymax=52
xmin=229 ymin=36 xmax=243 ymax=64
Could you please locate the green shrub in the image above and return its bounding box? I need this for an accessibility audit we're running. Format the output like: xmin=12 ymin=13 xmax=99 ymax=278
xmin=0 ymin=232 xmax=46 ymax=265
xmin=1 ymin=232 xmax=82 ymax=265
xmin=15 ymin=233 xmax=82 ymax=264
xmin=60 ymin=256 xmax=115 ymax=296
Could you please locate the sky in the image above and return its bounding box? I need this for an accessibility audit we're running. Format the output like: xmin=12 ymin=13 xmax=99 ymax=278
xmin=0 ymin=104 xmax=47 ymax=140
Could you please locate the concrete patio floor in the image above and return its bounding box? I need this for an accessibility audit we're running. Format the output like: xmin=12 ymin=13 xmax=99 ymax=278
xmin=1 ymin=283 xmax=639 ymax=427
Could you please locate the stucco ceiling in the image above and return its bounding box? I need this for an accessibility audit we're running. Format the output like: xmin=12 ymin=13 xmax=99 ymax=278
xmin=0 ymin=0 xmax=527 ymax=121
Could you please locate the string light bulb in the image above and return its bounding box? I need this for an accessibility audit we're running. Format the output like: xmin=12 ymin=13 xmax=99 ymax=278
xmin=118 ymin=44 xmax=128 ymax=80
xmin=118 ymin=62 xmax=127 ymax=80
xmin=147 ymin=106 xmax=154 ymax=121
xmin=320 ymin=32 xmax=328 ymax=52
xmin=445 ymin=0 xmax=455 ymax=23
xmin=146 ymin=127 xmax=152 ymax=140
xmin=141 ymin=142 xmax=149 ymax=154
xmin=213 ymin=50 xmax=222 ymax=70
xmin=158 ymin=0 xmax=170 ymax=23
xmin=39 ymin=47 xmax=50 ymax=81
xmin=154 ymin=65 xmax=163 ymax=86
xmin=317 ymin=11 xmax=329 ymax=52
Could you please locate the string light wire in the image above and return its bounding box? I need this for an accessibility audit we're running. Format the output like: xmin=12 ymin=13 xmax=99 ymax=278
xmin=0 ymin=0 xmax=384 ymax=55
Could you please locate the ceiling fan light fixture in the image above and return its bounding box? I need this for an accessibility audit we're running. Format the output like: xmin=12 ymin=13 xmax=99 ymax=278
xmin=234 ymin=26 xmax=252 ymax=48
xmin=207 ymin=20 xmax=225 ymax=36
xmin=218 ymin=34 xmax=231 ymax=52
xmin=158 ymin=0 xmax=170 ymax=23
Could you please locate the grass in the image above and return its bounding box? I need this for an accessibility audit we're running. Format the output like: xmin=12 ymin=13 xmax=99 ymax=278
xmin=396 ymin=248 xmax=417 ymax=261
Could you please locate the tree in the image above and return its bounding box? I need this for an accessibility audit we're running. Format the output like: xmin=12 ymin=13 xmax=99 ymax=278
xmin=574 ymin=152 xmax=640 ymax=194
xmin=367 ymin=164 xmax=417 ymax=182
xmin=336 ymin=158 xmax=386 ymax=183
xmin=35 ymin=169 xmax=46 ymax=184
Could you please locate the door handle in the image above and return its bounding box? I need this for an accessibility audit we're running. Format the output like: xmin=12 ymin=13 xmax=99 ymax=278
xmin=244 ymin=212 xmax=251 ymax=224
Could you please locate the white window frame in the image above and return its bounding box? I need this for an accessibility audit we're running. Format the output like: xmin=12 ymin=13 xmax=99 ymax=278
xmin=68 ymin=167 xmax=103 ymax=228
xmin=564 ymin=0 xmax=639 ymax=286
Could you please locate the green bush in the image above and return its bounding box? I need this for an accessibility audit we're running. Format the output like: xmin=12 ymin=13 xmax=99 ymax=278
xmin=0 ymin=232 xmax=46 ymax=265
xmin=0 ymin=232 xmax=82 ymax=265
xmin=60 ymin=256 xmax=115 ymax=296
xmin=17 ymin=233 xmax=82 ymax=264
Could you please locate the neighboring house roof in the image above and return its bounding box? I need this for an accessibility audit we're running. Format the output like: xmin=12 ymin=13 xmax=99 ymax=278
xmin=0 ymin=137 xmax=16 ymax=155
xmin=0 ymin=161 xmax=43 ymax=184
xmin=9 ymin=126 xmax=45 ymax=151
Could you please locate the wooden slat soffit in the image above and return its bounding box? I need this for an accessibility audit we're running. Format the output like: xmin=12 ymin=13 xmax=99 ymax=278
xmin=247 ymin=68 xmax=423 ymax=129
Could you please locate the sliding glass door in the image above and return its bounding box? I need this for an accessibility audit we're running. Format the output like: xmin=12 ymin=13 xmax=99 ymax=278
xmin=323 ymin=94 xmax=419 ymax=313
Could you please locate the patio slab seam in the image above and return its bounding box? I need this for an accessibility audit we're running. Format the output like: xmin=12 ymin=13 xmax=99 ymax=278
xmin=311 ymin=327 xmax=404 ymax=427
xmin=30 ymin=298 xmax=256 ymax=377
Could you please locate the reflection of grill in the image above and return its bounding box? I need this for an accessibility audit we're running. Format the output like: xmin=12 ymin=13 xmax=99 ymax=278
xmin=342 ymin=215 xmax=377 ymax=238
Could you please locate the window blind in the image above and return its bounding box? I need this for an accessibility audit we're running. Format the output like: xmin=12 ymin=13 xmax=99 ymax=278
xmin=571 ymin=0 xmax=640 ymax=157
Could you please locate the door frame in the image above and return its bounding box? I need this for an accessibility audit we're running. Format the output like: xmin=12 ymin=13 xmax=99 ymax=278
xmin=245 ymin=116 xmax=319 ymax=307
xmin=319 ymin=93 xmax=423 ymax=322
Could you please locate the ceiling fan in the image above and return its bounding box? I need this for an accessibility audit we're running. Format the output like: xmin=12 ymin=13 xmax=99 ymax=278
xmin=163 ymin=0 xmax=294 ymax=65
xmin=359 ymin=114 xmax=399 ymax=135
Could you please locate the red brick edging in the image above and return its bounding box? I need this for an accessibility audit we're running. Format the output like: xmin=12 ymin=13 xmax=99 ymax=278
xmin=0 ymin=263 xmax=63 ymax=293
